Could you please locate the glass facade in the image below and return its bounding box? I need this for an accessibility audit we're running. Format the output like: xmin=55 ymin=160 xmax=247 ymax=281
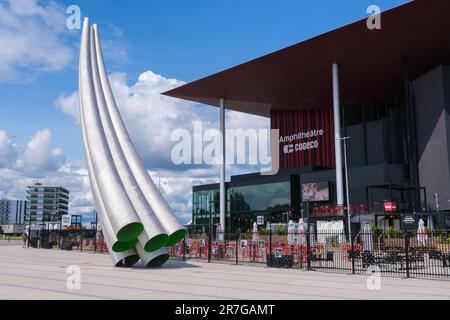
xmin=0 ymin=200 xmax=27 ymax=225
xmin=192 ymin=189 xmax=220 ymax=226
xmin=0 ymin=199 xmax=10 ymax=225
xmin=229 ymin=182 xmax=291 ymax=232
xmin=193 ymin=181 xmax=293 ymax=233
xmin=229 ymin=182 xmax=290 ymax=214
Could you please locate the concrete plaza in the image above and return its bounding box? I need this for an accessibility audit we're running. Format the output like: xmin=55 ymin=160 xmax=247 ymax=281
xmin=0 ymin=243 xmax=449 ymax=300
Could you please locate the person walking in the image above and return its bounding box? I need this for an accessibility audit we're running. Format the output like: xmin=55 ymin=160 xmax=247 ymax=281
xmin=21 ymin=232 xmax=28 ymax=249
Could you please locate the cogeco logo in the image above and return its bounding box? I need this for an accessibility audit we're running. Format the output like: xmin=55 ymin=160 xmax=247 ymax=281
xmin=283 ymin=140 xmax=319 ymax=154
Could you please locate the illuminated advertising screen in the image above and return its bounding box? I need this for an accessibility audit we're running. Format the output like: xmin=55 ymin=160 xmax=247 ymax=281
xmin=302 ymin=182 xmax=330 ymax=202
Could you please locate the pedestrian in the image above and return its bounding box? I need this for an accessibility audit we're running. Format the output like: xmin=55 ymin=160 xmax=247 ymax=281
xmin=21 ymin=232 xmax=28 ymax=249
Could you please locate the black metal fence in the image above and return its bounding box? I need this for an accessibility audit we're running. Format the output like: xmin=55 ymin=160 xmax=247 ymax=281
xmin=169 ymin=230 xmax=450 ymax=280
xmin=26 ymin=226 xmax=450 ymax=279
xmin=27 ymin=229 xmax=107 ymax=253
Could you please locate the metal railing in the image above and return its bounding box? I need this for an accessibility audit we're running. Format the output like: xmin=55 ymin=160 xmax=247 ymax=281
xmin=27 ymin=229 xmax=107 ymax=253
xmin=27 ymin=227 xmax=450 ymax=279
xmin=169 ymin=230 xmax=450 ymax=280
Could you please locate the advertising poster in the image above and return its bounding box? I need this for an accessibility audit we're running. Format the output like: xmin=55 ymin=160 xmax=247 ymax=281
xmin=302 ymin=182 xmax=330 ymax=202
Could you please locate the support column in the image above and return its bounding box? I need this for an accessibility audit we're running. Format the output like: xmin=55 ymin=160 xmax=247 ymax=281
xmin=333 ymin=64 xmax=344 ymax=206
xmin=219 ymin=98 xmax=226 ymax=236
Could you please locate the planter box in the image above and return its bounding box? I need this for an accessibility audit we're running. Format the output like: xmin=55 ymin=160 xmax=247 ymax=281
xmin=437 ymin=244 xmax=450 ymax=253
xmin=384 ymin=238 xmax=405 ymax=249
xmin=259 ymin=235 xmax=288 ymax=244
xmin=266 ymin=254 xmax=293 ymax=268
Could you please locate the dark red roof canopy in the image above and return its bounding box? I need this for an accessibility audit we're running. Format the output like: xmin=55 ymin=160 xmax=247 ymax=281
xmin=163 ymin=0 xmax=450 ymax=117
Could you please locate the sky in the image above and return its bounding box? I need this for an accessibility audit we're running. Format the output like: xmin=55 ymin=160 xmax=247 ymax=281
xmin=0 ymin=0 xmax=407 ymax=224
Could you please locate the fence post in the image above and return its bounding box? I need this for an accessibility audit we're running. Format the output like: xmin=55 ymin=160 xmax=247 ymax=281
xmin=306 ymin=227 xmax=311 ymax=270
xmin=208 ymin=226 xmax=212 ymax=263
xmin=182 ymin=235 xmax=186 ymax=261
xmin=351 ymin=234 xmax=355 ymax=275
xmin=94 ymin=230 xmax=97 ymax=253
xmin=405 ymin=232 xmax=410 ymax=278
xmin=269 ymin=230 xmax=272 ymax=267
xmin=235 ymin=233 xmax=239 ymax=265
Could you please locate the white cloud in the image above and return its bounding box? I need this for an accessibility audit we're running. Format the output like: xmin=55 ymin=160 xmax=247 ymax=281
xmin=0 ymin=130 xmax=18 ymax=168
xmin=54 ymin=69 xmax=270 ymax=222
xmin=20 ymin=129 xmax=65 ymax=172
xmin=102 ymin=39 xmax=129 ymax=64
xmin=0 ymin=129 xmax=93 ymax=217
xmin=55 ymin=91 xmax=79 ymax=122
xmin=0 ymin=0 xmax=72 ymax=82
xmin=55 ymin=70 xmax=269 ymax=168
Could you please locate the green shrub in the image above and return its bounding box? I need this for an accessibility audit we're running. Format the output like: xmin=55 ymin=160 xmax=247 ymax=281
xmin=438 ymin=235 xmax=450 ymax=244
xmin=388 ymin=226 xmax=397 ymax=237
xmin=276 ymin=225 xmax=288 ymax=235
xmin=371 ymin=224 xmax=382 ymax=234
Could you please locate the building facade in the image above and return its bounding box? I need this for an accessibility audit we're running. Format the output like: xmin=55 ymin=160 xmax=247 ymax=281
xmin=166 ymin=1 xmax=450 ymax=233
xmin=193 ymin=172 xmax=300 ymax=232
xmin=26 ymin=183 xmax=69 ymax=225
xmin=192 ymin=66 xmax=450 ymax=233
xmin=0 ymin=199 xmax=27 ymax=225
xmin=0 ymin=199 xmax=9 ymax=225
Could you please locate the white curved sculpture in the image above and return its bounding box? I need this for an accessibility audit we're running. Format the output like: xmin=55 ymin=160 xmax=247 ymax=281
xmin=79 ymin=17 xmax=186 ymax=267
xmin=90 ymin=27 xmax=169 ymax=252
xmin=79 ymin=18 xmax=143 ymax=243
xmin=91 ymin=25 xmax=185 ymax=247
xmin=80 ymin=84 xmax=137 ymax=254
xmin=135 ymin=244 xmax=170 ymax=268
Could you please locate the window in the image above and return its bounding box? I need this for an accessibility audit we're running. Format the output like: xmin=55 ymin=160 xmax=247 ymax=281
xmin=192 ymin=190 xmax=220 ymax=225
xmin=229 ymin=182 xmax=291 ymax=214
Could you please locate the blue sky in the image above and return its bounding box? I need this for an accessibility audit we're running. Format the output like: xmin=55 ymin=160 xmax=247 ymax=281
xmin=0 ymin=0 xmax=407 ymax=222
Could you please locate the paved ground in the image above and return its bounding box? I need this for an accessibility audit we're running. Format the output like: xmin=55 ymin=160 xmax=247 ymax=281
xmin=0 ymin=240 xmax=23 ymax=247
xmin=0 ymin=244 xmax=449 ymax=300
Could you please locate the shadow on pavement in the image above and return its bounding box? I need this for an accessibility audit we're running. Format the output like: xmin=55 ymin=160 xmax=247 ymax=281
xmin=131 ymin=259 xmax=201 ymax=270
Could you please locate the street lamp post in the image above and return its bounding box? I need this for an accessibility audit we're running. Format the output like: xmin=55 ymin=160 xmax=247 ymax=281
xmin=337 ymin=136 xmax=352 ymax=242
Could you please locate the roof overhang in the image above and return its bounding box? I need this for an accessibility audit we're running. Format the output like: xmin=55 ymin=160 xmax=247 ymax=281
xmin=163 ymin=0 xmax=450 ymax=117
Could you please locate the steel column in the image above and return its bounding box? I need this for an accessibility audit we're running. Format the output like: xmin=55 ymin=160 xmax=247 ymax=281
xmin=219 ymin=98 xmax=226 ymax=235
xmin=332 ymin=64 xmax=344 ymax=207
